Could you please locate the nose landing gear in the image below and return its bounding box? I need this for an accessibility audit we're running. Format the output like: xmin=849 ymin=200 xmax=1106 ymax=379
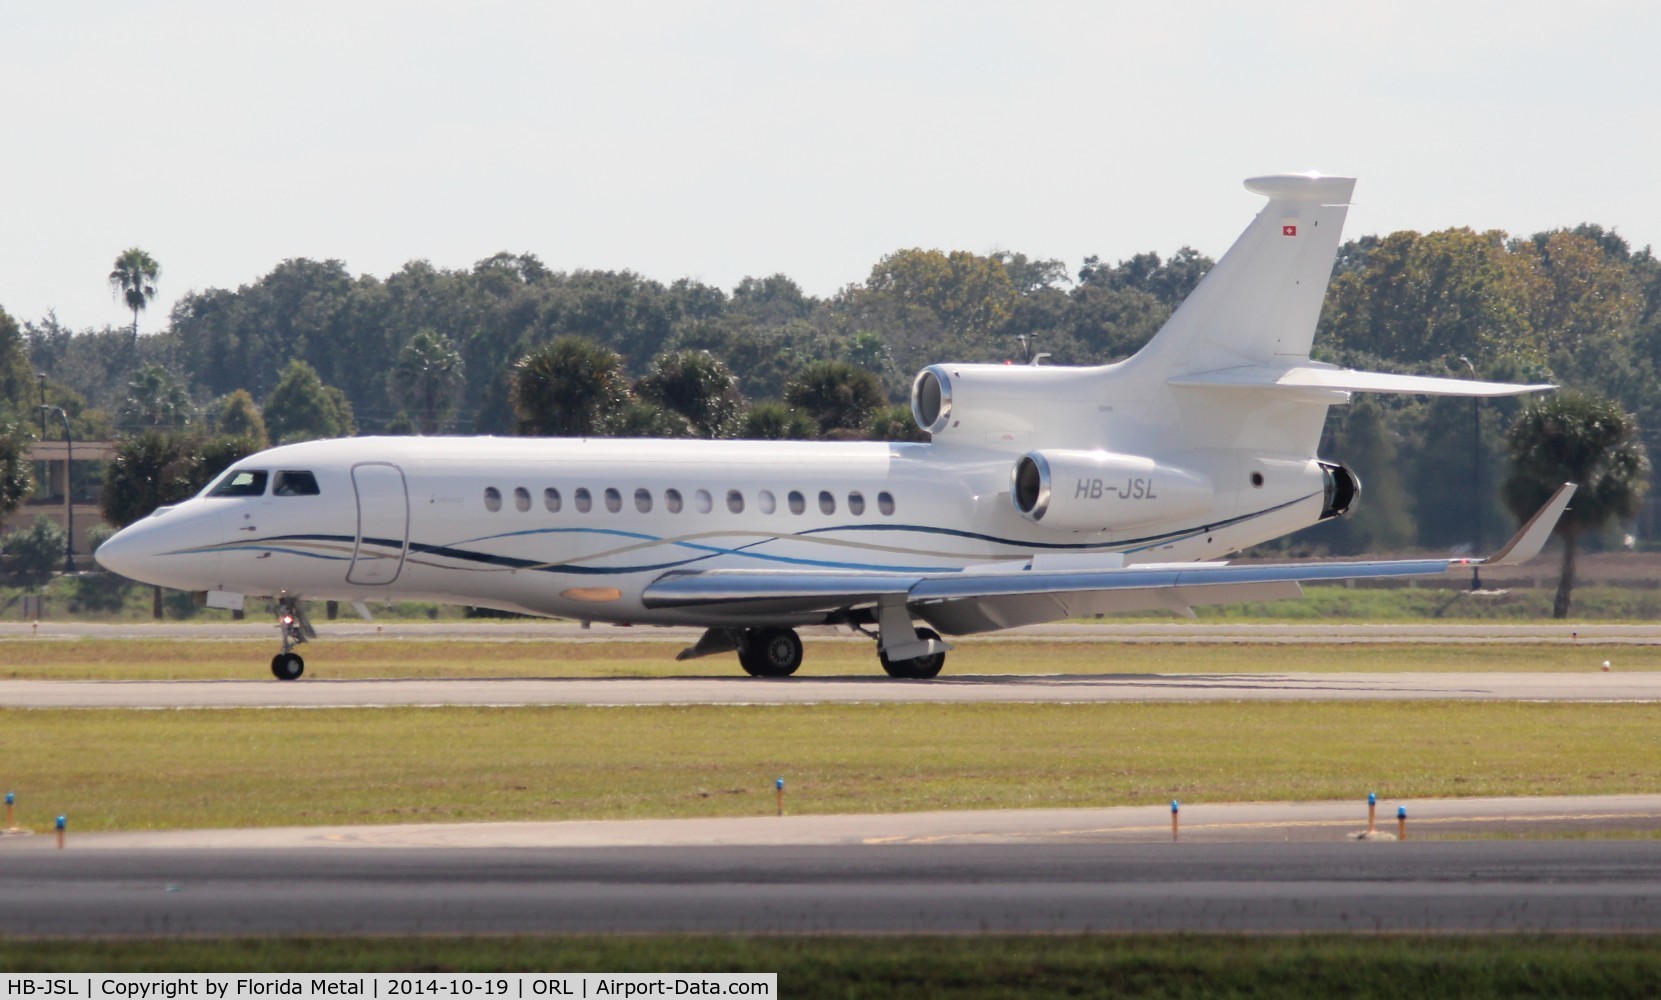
xmin=271 ymin=596 xmax=314 ymax=681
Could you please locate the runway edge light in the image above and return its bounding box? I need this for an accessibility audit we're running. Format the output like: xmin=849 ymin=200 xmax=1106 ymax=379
xmin=1368 ymin=792 xmax=1376 ymax=834
xmin=1171 ymin=799 xmax=1179 ymax=841
xmin=56 ymin=815 xmax=65 ymax=849
xmin=1398 ymin=805 xmax=1408 ymax=842
xmin=776 ymin=777 xmax=784 ymax=817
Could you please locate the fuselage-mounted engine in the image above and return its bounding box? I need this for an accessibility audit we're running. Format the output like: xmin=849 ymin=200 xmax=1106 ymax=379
xmin=1011 ymin=450 xmax=1214 ymax=533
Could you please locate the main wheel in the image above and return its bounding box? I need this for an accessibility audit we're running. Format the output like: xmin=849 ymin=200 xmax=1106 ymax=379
xmin=737 ymin=627 xmax=803 ymax=677
xmin=271 ymin=652 xmax=305 ymax=681
xmin=879 ymin=627 xmax=946 ymax=679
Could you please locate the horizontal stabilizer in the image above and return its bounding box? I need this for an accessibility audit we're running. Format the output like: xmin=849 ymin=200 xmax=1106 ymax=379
xmin=1169 ymin=364 xmax=1553 ymax=398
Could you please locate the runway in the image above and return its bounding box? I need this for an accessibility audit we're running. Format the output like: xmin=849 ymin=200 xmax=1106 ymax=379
xmin=3 ymin=840 xmax=1659 ymax=935
xmin=4 ymin=670 xmax=1659 ymax=708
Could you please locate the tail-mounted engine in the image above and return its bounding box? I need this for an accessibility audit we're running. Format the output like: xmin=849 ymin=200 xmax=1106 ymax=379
xmin=1319 ymin=461 xmax=1360 ymax=519
xmin=911 ymin=363 xmax=1108 ymax=449
xmin=1011 ymin=450 xmax=1214 ymax=533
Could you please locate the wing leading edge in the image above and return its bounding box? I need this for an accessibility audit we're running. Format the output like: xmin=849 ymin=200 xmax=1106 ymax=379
xmin=641 ymin=484 xmax=1576 ymax=635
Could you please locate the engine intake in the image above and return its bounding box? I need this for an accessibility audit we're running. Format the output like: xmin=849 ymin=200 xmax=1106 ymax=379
xmin=911 ymin=366 xmax=953 ymax=434
xmin=1011 ymin=450 xmax=1214 ymax=532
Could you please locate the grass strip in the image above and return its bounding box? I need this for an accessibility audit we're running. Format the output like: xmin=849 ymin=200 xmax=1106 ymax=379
xmin=0 ymin=637 xmax=1653 ymax=680
xmin=1 ymin=702 xmax=1657 ymax=830
xmin=3 ymin=935 xmax=1660 ymax=997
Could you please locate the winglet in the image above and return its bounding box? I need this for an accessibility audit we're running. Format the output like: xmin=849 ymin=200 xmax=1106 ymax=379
xmin=1480 ymin=483 xmax=1576 ymax=567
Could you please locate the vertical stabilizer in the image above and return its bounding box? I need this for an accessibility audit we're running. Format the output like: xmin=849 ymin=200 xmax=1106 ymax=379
xmin=1131 ymin=174 xmax=1355 ymax=377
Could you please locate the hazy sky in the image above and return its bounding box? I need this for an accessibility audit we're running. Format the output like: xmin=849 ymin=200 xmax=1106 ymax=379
xmin=4 ymin=1 xmax=1658 ymax=334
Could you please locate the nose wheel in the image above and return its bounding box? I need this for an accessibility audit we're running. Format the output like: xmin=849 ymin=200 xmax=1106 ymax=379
xmin=271 ymin=651 xmax=304 ymax=680
xmin=271 ymin=596 xmax=314 ymax=681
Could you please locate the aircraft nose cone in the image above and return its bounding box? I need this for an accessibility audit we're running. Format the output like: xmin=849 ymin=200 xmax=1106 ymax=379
xmin=93 ymin=524 xmax=146 ymax=581
xmin=92 ymin=505 xmax=223 ymax=588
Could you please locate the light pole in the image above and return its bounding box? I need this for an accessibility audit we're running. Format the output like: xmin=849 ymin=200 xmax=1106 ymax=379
xmin=37 ymin=405 xmax=75 ymax=575
xmin=1459 ymin=356 xmax=1481 ymax=590
xmin=36 ymin=373 xmax=46 ymax=439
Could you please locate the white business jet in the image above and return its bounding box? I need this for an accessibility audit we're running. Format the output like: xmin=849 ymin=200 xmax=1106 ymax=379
xmin=95 ymin=174 xmax=1572 ymax=681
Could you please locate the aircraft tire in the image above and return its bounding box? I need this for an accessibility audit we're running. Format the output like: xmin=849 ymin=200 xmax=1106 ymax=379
xmin=879 ymin=627 xmax=946 ymax=679
xmin=738 ymin=627 xmax=802 ymax=677
xmin=271 ymin=652 xmax=305 ymax=681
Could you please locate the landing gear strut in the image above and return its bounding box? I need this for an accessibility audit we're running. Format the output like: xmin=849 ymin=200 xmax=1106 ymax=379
xmin=873 ymin=597 xmax=950 ymax=679
xmin=879 ymin=626 xmax=947 ymax=679
xmin=737 ymin=627 xmax=803 ymax=677
xmin=270 ymin=596 xmax=313 ymax=681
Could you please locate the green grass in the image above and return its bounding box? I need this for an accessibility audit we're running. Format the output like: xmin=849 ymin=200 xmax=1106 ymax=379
xmin=1187 ymin=583 xmax=1661 ymax=621
xmin=3 ymin=935 xmax=1660 ymax=997
xmin=2 ymin=702 xmax=1658 ymax=831
xmin=0 ymin=636 xmax=1654 ymax=680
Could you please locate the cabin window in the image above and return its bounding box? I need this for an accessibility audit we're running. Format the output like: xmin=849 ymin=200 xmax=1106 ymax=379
xmin=544 ymin=488 xmax=562 ymax=512
xmin=513 ymin=487 xmax=531 ymax=512
xmin=848 ymin=491 xmax=865 ymax=516
xmin=273 ymin=470 xmax=320 ymax=497
xmin=878 ymin=491 xmax=895 ymax=516
xmin=634 ymin=488 xmax=653 ymax=513
xmin=575 ymin=488 xmax=593 ymax=513
xmin=694 ymin=489 xmax=713 ymax=513
xmin=818 ymin=490 xmax=835 ymax=515
xmin=604 ymin=487 xmax=622 ymax=513
xmin=209 ymin=469 xmax=268 ymax=498
xmin=787 ymin=490 xmax=805 ymax=515
xmin=726 ymin=489 xmax=745 ymax=514
xmin=484 ymin=487 xmax=503 ymax=512
xmin=758 ymin=489 xmax=776 ymax=515
xmin=665 ymin=488 xmax=683 ymax=513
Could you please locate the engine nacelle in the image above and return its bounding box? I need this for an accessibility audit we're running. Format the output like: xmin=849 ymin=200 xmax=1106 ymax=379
xmin=911 ymin=363 xmax=1108 ymax=449
xmin=1011 ymin=450 xmax=1214 ymax=532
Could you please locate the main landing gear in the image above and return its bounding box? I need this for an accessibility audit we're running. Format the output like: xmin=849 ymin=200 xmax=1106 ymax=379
xmin=878 ymin=626 xmax=947 ymax=679
xmin=676 ymin=627 xmax=804 ymax=676
xmin=270 ymin=596 xmax=314 ymax=681
xmin=675 ymin=614 xmax=952 ymax=679
xmin=737 ymin=627 xmax=804 ymax=677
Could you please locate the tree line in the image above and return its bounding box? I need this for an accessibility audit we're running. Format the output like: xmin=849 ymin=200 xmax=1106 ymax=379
xmin=4 ymin=221 xmax=1659 ymax=582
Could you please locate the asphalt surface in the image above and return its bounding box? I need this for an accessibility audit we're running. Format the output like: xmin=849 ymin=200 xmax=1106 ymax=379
xmin=8 ymin=620 xmax=1661 ymax=643
xmin=3 ymin=841 xmax=1659 ymax=935
xmin=5 ymin=671 xmax=1658 ymax=708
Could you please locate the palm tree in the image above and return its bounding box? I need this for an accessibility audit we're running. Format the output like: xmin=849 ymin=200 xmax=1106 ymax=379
xmin=1504 ymin=391 xmax=1650 ymax=618
xmin=108 ymin=248 xmax=161 ymax=347
xmin=636 ymin=350 xmax=745 ymax=438
xmin=783 ymin=360 xmax=884 ymax=437
xmin=509 ymin=337 xmax=632 ymax=437
xmin=389 ymin=329 xmax=466 ymax=435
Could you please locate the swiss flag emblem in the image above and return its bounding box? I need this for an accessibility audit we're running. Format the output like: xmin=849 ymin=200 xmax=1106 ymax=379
xmin=1282 ymin=224 xmax=1298 ymax=237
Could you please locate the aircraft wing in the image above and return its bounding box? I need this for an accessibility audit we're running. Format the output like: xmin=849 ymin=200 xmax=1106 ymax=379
xmin=641 ymin=484 xmax=1575 ymax=635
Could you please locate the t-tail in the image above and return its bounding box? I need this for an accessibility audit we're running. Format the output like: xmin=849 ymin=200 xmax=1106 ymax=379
xmin=911 ymin=173 xmax=1551 ymax=461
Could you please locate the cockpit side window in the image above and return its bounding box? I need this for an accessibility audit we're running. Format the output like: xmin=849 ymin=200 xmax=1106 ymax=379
xmin=208 ymin=469 xmax=269 ymax=497
xmin=273 ymin=470 xmax=321 ymax=496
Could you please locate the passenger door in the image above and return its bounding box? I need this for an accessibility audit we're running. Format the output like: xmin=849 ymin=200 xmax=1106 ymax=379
xmin=347 ymin=463 xmax=410 ymax=585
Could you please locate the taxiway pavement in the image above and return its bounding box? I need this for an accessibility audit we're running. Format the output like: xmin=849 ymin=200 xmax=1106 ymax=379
xmin=3 ymin=840 xmax=1659 ymax=935
xmin=7 ymin=620 xmax=1661 ymax=644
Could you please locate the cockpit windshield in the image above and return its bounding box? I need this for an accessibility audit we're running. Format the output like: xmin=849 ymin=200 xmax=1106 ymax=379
xmin=274 ymin=470 xmax=321 ymax=496
xmin=207 ymin=469 xmax=268 ymax=498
